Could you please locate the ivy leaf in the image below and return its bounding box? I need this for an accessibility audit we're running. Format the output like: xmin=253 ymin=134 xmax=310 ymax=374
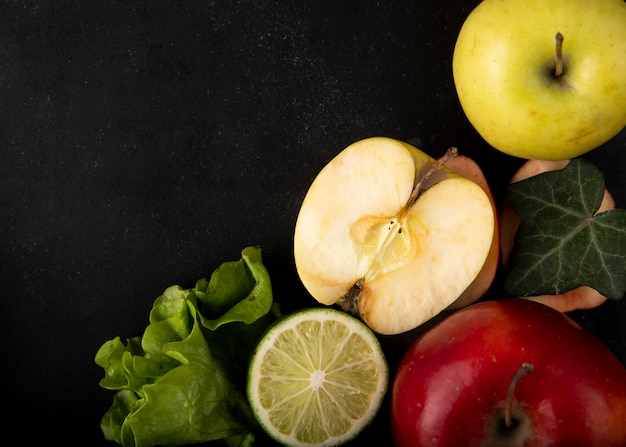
xmin=504 ymin=158 xmax=626 ymax=300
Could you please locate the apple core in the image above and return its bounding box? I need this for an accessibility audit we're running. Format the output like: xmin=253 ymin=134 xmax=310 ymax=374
xmin=342 ymin=147 xmax=460 ymax=314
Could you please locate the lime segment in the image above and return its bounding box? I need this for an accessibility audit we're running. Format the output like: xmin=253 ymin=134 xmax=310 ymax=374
xmin=247 ymin=308 xmax=388 ymax=446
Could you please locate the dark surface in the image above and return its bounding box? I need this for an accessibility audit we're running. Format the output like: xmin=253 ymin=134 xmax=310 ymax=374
xmin=1 ymin=1 xmax=624 ymax=445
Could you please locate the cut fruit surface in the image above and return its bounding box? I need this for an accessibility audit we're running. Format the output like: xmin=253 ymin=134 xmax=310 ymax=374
xmin=247 ymin=308 xmax=388 ymax=447
xmin=445 ymin=155 xmax=500 ymax=311
xmin=294 ymin=137 xmax=495 ymax=334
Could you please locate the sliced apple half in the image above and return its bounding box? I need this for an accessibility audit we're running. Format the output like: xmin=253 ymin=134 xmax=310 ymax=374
xmin=294 ymin=137 xmax=496 ymax=335
xmin=500 ymin=159 xmax=616 ymax=312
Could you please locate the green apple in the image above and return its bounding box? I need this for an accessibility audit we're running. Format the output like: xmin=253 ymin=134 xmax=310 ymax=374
xmin=452 ymin=0 xmax=626 ymax=160
xmin=293 ymin=137 xmax=497 ymax=335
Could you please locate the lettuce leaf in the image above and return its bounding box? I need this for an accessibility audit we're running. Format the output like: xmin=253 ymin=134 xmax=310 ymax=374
xmin=95 ymin=246 xmax=279 ymax=447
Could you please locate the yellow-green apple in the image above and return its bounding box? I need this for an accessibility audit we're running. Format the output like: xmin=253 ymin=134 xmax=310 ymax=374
xmin=293 ymin=137 xmax=497 ymax=335
xmin=391 ymin=298 xmax=626 ymax=447
xmin=452 ymin=0 xmax=626 ymax=161
xmin=500 ymin=159 xmax=615 ymax=312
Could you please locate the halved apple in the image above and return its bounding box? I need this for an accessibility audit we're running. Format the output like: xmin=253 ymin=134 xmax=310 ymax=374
xmin=293 ymin=137 xmax=496 ymax=335
xmin=500 ymin=159 xmax=616 ymax=312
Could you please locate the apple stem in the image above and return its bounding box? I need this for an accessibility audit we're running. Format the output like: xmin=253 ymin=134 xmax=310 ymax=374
xmin=504 ymin=362 xmax=534 ymax=428
xmin=403 ymin=147 xmax=458 ymax=213
xmin=554 ymin=32 xmax=564 ymax=77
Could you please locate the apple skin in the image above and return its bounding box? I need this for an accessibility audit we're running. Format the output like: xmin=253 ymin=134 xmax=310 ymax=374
xmin=391 ymin=298 xmax=626 ymax=447
xmin=452 ymin=0 xmax=626 ymax=160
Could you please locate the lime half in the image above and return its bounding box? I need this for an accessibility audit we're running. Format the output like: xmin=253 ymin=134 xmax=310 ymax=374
xmin=247 ymin=307 xmax=388 ymax=446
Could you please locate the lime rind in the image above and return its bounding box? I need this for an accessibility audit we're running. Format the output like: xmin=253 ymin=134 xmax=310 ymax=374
xmin=247 ymin=308 xmax=388 ymax=447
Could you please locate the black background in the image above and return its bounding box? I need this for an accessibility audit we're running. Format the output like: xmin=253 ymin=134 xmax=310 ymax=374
xmin=1 ymin=0 xmax=625 ymax=445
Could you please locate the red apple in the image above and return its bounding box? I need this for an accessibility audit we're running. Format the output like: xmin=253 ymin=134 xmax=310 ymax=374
xmin=391 ymin=298 xmax=626 ymax=447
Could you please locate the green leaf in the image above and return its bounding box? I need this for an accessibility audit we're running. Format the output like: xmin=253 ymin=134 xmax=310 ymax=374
xmin=117 ymin=300 xmax=257 ymax=447
xmin=504 ymin=158 xmax=626 ymax=300
xmin=95 ymin=336 xmax=145 ymax=391
xmin=96 ymin=246 xmax=278 ymax=447
xmin=196 ymin=245 xmax=274 ymax=330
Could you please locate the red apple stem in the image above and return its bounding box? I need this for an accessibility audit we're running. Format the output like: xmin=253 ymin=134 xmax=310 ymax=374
xmin=404 ymin=147 xmax=458 ymax=212
xmin=505 ymin=362 xmax=534 ymax=428
xmin=554 ymin=32 xmax=564 ymax=77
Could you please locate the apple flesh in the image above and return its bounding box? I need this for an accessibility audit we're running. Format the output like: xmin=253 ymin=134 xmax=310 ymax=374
xmin=391 ymin=298 xmax=626 ymax=447
xmin=452 ymin=0 xmax=626 ymax=160
xmin=500 ymin=159 xmax=616 ymax=312
xmin=293 ymin=137 xmax=496 ymax=335
xmin=444 ymin=155 xmax=499 ymax=311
